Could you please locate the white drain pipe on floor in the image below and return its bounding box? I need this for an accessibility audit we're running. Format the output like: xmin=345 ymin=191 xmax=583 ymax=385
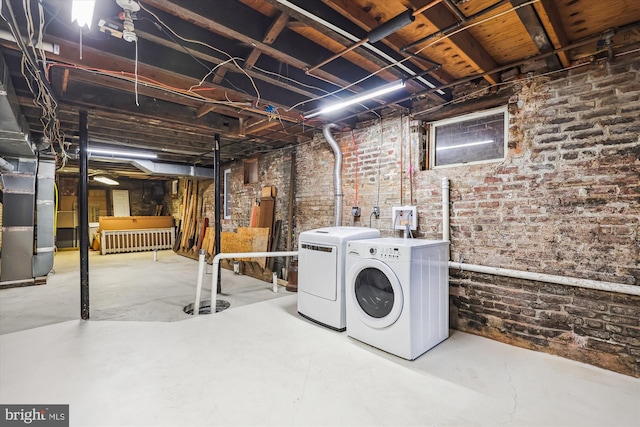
xmin=193 ymin=251 xmax=298 ymax=316
xmin=448 ymin=261 xmax=640 ymax=296
xmin=440 ymin=177 xmax=639 ymax=296
xmin=193 ymin=250 xmax=207 ymax=315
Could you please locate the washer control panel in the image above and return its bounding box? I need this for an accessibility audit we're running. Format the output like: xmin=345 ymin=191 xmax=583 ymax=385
xmin=377 ymin=245 xmax=402 ymax=260
xmin=348 ymin=242 xmax=408 ymax=261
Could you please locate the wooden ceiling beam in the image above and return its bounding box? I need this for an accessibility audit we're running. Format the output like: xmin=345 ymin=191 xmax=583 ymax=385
xmin=260 ymin=0 xmax=420 ymax=85
xmin=263 ymin=12 xmax=290 ymax=44
xmin=195 ymin=104 xmax=218 ymax=119
xmin=27 ymin=33 xmax=252 ymax=106
xmin=533 ymin=0 xmax=571 ymax=67
xmin=142 ymin=0 xmax=365 ymax=90
xmin=52 ymin=67 xmax=211 ymax=110
xmin=411 ymin=1 xmax=501 ymax=85
xmin=321 ymin=0 xmax=454 ymax=87
xmin=20 ymin=106 xmax=225 ymax=154
xmin=245 ymin=118 xmax=280 ymax=134
xmin=16 ymin=95 xmax=239 ymax=139
xmin=245 ymin=11 xmax=289 ymax=71
xmin=511 ymin=0 xmax=563 ymax=70
xmin=132 ymin=28 xmax=325 ymax=101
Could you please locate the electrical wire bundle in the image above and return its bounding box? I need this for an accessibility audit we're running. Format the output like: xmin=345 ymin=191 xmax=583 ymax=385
xmin=1 ymin=0 xmax=67 ymax=167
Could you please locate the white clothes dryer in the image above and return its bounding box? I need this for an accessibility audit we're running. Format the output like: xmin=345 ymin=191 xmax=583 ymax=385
xmin=298 ymin=227 xmax=380 ymax=331
xmin=345 ymin=237 xmax=449 ymax=360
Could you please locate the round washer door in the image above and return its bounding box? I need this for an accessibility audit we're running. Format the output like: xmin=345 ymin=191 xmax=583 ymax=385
xmin=348 ymin=259 xmax=403 ymax=329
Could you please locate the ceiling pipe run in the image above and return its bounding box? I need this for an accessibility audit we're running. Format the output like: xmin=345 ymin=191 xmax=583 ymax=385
xmin=88 ymin=156 xmax=214 ymax=178
xmin=307 ymin=8 xmax=415 ymax=74
xmin=0 ymin=156 xmax=15 ymax=172
xmin=275 ymin=0 xmax=441 ymax=91
xmin=322 ymin=123 xmax=343 ymax=227
xmin=401 ymin=0 xmax=511 ymax=53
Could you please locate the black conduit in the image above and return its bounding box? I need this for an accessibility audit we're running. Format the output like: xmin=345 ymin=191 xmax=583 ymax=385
xmin=79 ymin=110 xmax=89 ymax=320
xmin=213 ymin=133 xmax=221 ymax=293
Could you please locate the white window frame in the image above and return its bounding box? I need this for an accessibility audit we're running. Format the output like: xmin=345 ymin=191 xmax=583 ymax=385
xmin=429 ymin=106 xmax=508 ymax=169
xmin=223 ymin=168 xmax=231 ymax=219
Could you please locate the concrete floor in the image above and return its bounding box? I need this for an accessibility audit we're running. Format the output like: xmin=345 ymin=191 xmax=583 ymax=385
xmin=1 ymin=251 xmax=639 ymax=426
xmin=0 ymin=250 xmax=293 ymax=334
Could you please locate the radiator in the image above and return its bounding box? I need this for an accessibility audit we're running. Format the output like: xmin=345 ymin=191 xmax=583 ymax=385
xmin=101 ymin=228 xmax=175 ymax=255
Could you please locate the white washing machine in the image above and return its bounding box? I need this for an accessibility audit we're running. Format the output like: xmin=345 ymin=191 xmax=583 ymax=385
xmin=345 ymin=237 xmax=449 ymax=360
xmin=298 ymin=227 xmax=380 ymax=331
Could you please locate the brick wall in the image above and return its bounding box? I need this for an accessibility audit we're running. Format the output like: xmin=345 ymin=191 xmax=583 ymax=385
xmin=296 ymin=116 xmax=414 ymax=233
xmin=294 ymin=56 xmax=639 ymax=376
xmin=200 ymin=148 xmax=295 ymax=255
xmin=450 ymin=272 xmax=640 ymax=376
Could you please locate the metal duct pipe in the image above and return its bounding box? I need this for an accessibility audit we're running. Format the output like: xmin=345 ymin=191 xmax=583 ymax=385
xmin=125 ymin=159 xmax=214 ymax=178
xmin=322 ymin=123 xmax=343 ymax=226
xmin=32 ymin=159 xmax=55 ymax=277
xmin=305 ymin=9 xmax=414 ymax=73
xmin=0 ymin=156 xmax=15 ymax=172
xmin=0 ymin=158 xmax=36 ymax=283
xmin=368 ymin=9 xmax=415 ymax=43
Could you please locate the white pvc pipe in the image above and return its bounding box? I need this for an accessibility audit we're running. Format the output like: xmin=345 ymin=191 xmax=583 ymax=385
xmin=441 ymin=177 xmax=449 ymax=242
xmin=441 ymin=178 xmax=636 ymax=297
xmin=449 ymin=261 xmax=640 ymax=296
xmin=194 ymin=251 xmax=299 ymax=316
xmin=193 ymin=249 xmax=206 ymax=316
xmin=272 ymin=272 xmax=278 ymax=293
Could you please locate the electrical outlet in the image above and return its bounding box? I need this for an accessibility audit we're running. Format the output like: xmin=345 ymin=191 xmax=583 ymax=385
xmin=373 ymin=206 xmax=380 ymax=219
xmin=392 ymin=206 xmax=417 ymax=230
xmin=351 ymin=206 xmax=361 ymax=217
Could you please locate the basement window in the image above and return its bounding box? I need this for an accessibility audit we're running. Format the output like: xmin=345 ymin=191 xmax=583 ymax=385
xmin=429 ymin=106 xmax=507 ymax=168
xmin=224 ymin=169 xmax=231 ymax=219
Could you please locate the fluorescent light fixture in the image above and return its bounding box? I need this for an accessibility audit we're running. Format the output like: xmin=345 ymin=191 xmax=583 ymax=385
xmin=436 ymin=140 xmax=494 ymax=151
xmin=305 ymin=80 xmax=406 ymax=119
xmin=88 ymin=147 xmax=157 ymax=159
xmin=72 ymin=0 xmax=96 ymax=29
xmin=93 ymin=176 xmax=119 ymax=186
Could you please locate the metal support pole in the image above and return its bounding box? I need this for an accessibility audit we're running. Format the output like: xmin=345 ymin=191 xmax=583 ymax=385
xmin=213 ymin=133 xmax=221 ymax=293
xmin=79 ymin=110 xmax=90 ymax=320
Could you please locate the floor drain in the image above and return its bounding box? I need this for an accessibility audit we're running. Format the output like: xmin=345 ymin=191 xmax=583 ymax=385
xmin=183 ymin=299 xmax=230 ymax=315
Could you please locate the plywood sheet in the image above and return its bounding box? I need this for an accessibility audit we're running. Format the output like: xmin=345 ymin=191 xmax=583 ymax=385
xmin=59 ymin=196 xmax=77 ymax=212
xmin=221 ymin=227 xmax=270 ymax=268
xmin=99 ymin=216 xmax=174 ymax=231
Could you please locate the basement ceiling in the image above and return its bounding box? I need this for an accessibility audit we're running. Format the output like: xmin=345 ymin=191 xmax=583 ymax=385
xmin=1 ymin=0 xmax=639 ymax=178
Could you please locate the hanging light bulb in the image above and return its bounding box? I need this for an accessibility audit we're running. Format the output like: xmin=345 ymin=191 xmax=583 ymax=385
xmin=71 ymin=0 xmax=96 ymax=29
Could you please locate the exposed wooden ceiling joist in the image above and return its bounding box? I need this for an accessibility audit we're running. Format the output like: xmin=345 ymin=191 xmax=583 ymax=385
xmin=0 ymin=0 xmax=637 ymax=178
xmin=510 ymin=0 xmax=562 ymax=71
